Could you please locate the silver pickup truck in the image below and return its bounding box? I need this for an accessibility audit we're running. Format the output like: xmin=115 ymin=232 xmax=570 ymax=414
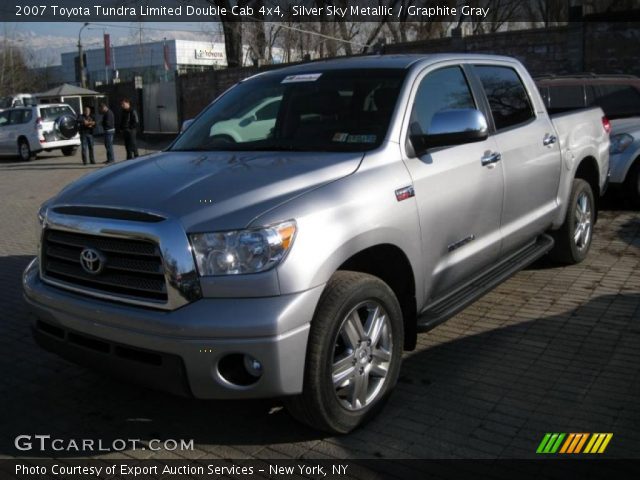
xmin=24 ymin=54 xmax=609 ymax=433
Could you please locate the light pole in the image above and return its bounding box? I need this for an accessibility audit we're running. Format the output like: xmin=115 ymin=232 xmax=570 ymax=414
xmin=77 ymin=22 xmax=89 ymax=87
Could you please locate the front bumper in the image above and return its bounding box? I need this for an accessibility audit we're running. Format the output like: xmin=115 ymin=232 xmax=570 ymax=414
xmin=609 ymin=150 xmax=636 ymax=185
xmin=23 ymin=259 xmax=323 ymax=399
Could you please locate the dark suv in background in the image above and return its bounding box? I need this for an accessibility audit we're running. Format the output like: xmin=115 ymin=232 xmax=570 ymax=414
xmin=536 ymin=74 xmax=640 ymax=207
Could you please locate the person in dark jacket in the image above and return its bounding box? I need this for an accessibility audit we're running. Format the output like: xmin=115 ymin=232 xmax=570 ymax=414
xmin=120 ymin=98 xmax=139 ymax=159
xmin=99 ymin=102 xmax=115 ymax=164
xmin=77 ymin=106 xmax=96 ymax=165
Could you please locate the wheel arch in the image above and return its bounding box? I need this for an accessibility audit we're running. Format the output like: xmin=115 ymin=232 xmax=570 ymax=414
xmin=337 ymin=243 xmax=418 ymax=351
xmin=574 ymin=156 xmax=600 ymax=222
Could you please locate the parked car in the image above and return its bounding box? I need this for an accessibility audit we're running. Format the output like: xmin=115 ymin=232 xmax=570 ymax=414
xmin=536 ymin=74 xmax=640 ymax=206
xmin=24 ymin=54 xmax=609 ymax=433
xmin=209 ymin=95 xmax=282 ymax=142
xmin=0 ymin=104 xmax=80 ymax=161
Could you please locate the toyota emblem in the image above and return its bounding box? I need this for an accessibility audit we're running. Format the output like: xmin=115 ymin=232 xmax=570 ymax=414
xmin=79 ymin=248 xmax=105 ymax=275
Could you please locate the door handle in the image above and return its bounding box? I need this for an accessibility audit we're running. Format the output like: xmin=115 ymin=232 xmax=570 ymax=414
xmin=481 ymin=151 xmax=502 ymax=166
xmin=543 ymin=134 xmax=557 ymax=146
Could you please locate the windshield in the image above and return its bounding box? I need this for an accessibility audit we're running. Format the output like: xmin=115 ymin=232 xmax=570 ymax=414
xmin=171 ymin=68 xmax=407 ymax=152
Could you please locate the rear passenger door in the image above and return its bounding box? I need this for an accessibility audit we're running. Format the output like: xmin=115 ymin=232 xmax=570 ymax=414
xmin=402 ymin=65 xmax=504 ymax=300
xmin=473 ymin=64 xmax=561 ymax=255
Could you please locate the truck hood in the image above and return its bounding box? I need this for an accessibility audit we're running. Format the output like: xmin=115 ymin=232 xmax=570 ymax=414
xmin=52 ymin=150 xmax=363 ymax=231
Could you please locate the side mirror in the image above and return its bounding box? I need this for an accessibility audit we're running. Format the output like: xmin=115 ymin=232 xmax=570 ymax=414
xmin=181 ymin=118 xmax=194 ymax=133
xmin=410 ymin=109 xmax=489 ymax=156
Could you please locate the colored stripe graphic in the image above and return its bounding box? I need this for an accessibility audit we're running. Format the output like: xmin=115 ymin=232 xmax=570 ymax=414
xmin=584 ymin=433 xmax=614 ymax=454
xmin=537 ymin=433 xmax=613 ymax=454
xmin=536 ymin=433 xmax=565 ymax=454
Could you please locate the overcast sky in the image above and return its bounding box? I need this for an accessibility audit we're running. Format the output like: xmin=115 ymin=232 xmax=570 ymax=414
xmin=3 ymin=22 xmax=224 ymax=66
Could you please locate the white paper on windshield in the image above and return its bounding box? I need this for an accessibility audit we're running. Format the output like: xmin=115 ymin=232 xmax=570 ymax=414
xmin=281 ymin=73 xmax=323 ymax=83
xmin=332 ymin=133 xmax=349 ymax=142
xmin=347 ymin=134 xmax=377 ymax=143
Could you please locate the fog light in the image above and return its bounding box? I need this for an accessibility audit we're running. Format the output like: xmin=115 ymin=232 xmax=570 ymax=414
xmin=244 ymin=355 xmax=263 ymax=377
xmin=217 ymin=353 xmax=263 ymax=386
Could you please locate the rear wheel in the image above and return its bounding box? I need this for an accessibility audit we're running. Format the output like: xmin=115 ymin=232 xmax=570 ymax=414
xmin=625 ymin=160 xmax=640 ymax=209
xmin=549 ymin=178 xmax=595 ymax=264
xmin=17 ymin=139 xmax=32 ymax=162
xmin=285 ymin=271 xmax=404 ymax=434
xmin=61 ymin=146 xmax=76 ymax=156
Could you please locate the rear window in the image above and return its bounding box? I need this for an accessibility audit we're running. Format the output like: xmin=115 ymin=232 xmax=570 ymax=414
xmin=475 ymin=66 xmax=535 ymax=130
xmin=39 ymin=105 xmax=74 ymax=121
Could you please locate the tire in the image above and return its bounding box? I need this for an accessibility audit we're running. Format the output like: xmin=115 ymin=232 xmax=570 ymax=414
xmin=549 ymin=178 xmax=595 ymax=264
xmin=55 ymin=114 xmax=79 ymax=140
xmin=61 ymin=146 xmax=76 ymax=156
xmin=625 ymin=160 xmax=640 ymax=209
xmin=17 ymin=139 xmax=32 ymax=162
xmin=285 ymin=271 xmax=404 ymax=434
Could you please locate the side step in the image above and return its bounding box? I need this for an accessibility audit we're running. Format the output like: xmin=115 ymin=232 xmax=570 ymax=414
xmin=417 ymin=234 xmax=554 ymax=332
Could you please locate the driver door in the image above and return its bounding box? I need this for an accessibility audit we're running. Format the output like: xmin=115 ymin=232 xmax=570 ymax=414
xmin=401 ymin=65 xmax=505 ymax=302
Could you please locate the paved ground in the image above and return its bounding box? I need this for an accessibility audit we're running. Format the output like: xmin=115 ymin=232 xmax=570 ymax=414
xmin=0 ymin=144 xmax=639 ymax=460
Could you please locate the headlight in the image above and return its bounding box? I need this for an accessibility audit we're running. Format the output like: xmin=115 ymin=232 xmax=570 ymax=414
xmin=610 ymin=133 xmax=634 ymax=154
xmin=37 ymin=204 xmax=47 ymax=227
xmin=190 ymin=220 xmax=296 ymax=276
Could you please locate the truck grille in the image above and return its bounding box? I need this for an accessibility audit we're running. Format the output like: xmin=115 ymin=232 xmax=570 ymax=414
xmin=41 ymin=229 xmax=167 ymax=303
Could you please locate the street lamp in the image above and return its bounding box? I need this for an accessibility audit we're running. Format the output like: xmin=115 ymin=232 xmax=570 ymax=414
xmin=77 ymin=22 xmax=90 ymax=88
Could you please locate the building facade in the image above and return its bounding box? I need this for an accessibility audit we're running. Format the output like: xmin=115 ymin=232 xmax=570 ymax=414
xmin=60 ymin=39 xmax=270 ymax=87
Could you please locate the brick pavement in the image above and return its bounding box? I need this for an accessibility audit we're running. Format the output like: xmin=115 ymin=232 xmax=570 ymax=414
xmin=0 ymin=146 xmax=638 ymax=460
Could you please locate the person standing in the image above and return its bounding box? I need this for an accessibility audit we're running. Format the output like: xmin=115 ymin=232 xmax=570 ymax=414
xmin=99 ymin=102 xmax=115 ymax=164
xmin=77 ymin=106 xmax=96 ymax=165
xmin=120 ymin=98 xmax=139 ymax=159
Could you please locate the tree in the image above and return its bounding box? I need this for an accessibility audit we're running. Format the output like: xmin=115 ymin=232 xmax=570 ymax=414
xmin=208 ymin=0 xmax=244 ymax=67
xmin=520 ymin=0 xmax=569 ymax=26
xmin=0 ymin=44 xmax=38 ymax=96
xmin=465 ymin=0 xmax=523 ymax=34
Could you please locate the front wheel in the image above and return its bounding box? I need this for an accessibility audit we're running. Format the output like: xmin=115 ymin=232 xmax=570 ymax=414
xmin=285 ymin=271 xmax=404 ymax=434
xmin=549 ymin=178 xmax=595 ymax=264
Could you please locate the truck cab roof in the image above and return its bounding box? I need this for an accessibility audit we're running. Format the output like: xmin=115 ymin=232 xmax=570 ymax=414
xmin=247 ymin=53 xmax=521 ymax=81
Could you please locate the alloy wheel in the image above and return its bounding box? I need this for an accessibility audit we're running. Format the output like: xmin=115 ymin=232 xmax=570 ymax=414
xmin=331 ymin=300 xmax=393 ymax=411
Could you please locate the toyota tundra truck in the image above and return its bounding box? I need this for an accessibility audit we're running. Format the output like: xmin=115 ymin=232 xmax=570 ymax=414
xmin=23 ymin=55 xmax=609 ymax=433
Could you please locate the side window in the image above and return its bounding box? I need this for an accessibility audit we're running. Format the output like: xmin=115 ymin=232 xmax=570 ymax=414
xmin=475 ymin=66 xmax=535 ymax=130
xmin=410 ymin=66 xmax=476 ymax=135
xmin=0 ymin=111 xmax=10 ymax=127
xmin=538 ymin=86 xmax=550 ymax=107
xmin=547 ymin=85 xmax=586 ymax=113
xmin=9 ymin=109 xmax=32 ymax=125
xmin=585 ymin=85 xmax=596 ymax=105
